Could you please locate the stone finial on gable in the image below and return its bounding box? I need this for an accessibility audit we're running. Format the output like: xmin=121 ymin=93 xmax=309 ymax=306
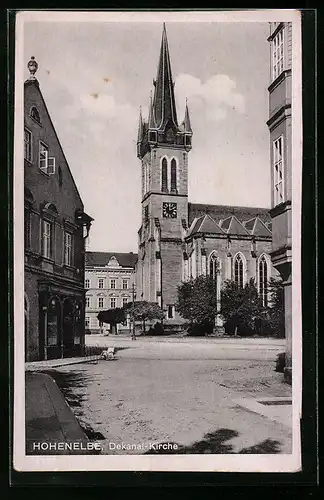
xmin=27 ymin=56 xmax=38 ymax=80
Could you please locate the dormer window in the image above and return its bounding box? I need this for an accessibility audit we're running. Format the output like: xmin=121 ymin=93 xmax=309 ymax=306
xmin=30 ymin=106 xmax=41 ymax=124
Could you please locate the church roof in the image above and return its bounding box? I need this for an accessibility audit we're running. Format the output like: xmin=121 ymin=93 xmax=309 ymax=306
xmin=220 ymin=216 xmax=250 ymax=236
xmin=85 ymin=252 xmax=138 ymax=268
xmin=188 ymin=203 xmax=271 ymax=226
xmin=188 ymin=214 xmax=225 ymax=237
xmin=244 ymin=217 xmax=272 ymax=237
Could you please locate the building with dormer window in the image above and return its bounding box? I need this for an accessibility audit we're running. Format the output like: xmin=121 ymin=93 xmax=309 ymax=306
xmin=24 ymin=57 xmax=93 ymax=361
xmin=84 ymin=252 xmax=137 ymax=334
xmin=136 ymin=25 xmax=278 ymax=331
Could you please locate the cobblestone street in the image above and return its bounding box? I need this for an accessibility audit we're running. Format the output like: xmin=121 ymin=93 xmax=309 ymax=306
xmin=43 ymin=338 xmax=292 ymax=455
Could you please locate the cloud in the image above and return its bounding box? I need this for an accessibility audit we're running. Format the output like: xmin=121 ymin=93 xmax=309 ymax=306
xmin=175 ymin=73 xmax=245 ymax=121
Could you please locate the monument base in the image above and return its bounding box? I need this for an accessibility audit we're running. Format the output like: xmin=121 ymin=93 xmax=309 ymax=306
xmin=284 ymin=366 xmax=292 ymax=385
xmin=213 ymin=326 xmax=225 ymax=336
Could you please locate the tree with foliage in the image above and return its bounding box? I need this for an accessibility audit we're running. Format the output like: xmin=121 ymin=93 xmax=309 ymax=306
xmin=266 ymin=277 xmax=285 ymax=338
xmin=220 ymin=278 xmax=265 ymax=336
xmin=97 ymin=308 xmax=126 ymax=335
xmin=176 ymin=275 xmax=218 ymax=335
xmin=123 ymin=301 xmax=164 ymax=335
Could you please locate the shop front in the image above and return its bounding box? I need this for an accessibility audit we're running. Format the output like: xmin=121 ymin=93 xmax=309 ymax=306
xmin=38 ymin=285 xmax=85 ymax=360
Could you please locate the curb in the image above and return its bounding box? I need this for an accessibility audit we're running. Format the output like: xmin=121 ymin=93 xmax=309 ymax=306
xmin=25 ymin=355 xmax=101 ymax=371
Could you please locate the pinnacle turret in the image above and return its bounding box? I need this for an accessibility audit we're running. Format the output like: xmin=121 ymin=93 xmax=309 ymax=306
xmin=148 ymin=91 xmax=157 ymax=129
xmin=137 ymin=107 xmax=143 ymax=143
xmin=181 ymin=99 xmax=192 ymax=134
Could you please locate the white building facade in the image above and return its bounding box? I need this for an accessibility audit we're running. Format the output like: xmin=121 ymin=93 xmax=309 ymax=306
xmin=85 ymin=252 xmax=137 ymax=334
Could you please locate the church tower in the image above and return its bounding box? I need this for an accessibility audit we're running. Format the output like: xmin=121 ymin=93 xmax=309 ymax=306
xmin=136 ymin=24 xmax=193 ymax=325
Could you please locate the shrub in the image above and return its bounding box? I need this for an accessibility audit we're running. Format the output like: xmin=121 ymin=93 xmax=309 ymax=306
xmin=153 ymin=322 xmax=164 ymax=335
xmin=145 ymin=322 xmax=165 ymax=336
xmin=275 ymin=352 xmax=286 ymax=373
xmin=187 ymin=321 xmax=214 ymax=337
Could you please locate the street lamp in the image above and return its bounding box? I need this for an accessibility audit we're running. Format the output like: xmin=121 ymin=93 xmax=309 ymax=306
xmin=131 ymin=283 xmax=136 ymax=340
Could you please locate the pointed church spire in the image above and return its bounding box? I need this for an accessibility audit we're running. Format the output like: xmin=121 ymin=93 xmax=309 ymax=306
xmin=182 ymin=98 xmax=192 ymax=133
xmin=148 ymin=91 xmax=157 ymax=128
xmin=137 ymin=106 xmax=143 ymax=142
xmin=152 ymin=23 xmax=178 ymax=130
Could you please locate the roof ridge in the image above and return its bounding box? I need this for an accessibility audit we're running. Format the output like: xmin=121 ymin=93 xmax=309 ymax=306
xmin=189 ymin=202 xmax=270 ymax=212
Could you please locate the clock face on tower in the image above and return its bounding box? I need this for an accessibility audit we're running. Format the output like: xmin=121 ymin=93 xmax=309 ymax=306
xmin=162 ymin=202 xmax=177 ymax=218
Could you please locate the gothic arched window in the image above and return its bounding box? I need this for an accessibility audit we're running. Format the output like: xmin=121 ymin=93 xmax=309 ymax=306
xmin=171 ymin=158 xmax=177 ymax=192
xmin=234 ymin=254 xmax=244 ymax=288
xmin=258 ymin=255 xmax=269 ymax=306
xmin=161 ymin=158 xmax=168 ymax=192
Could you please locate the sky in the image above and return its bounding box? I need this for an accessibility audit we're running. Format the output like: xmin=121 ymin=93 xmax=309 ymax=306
xmin=23 ymin=16 xmax=271 ymax=253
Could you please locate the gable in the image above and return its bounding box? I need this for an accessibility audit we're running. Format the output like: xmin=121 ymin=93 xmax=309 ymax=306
xmin=251 ymin=218 xmax=272 ymax=237
xmin=107 ymin=256 xmax=120 ymax=268
xmin=222 ymin=216 xmax=250 ymax=236
xmin=198 ymin=214 xmax=224 ymax=234
xmin=24 ymin=80 xmax=84 ymax=214
xmin=187 ymin=214 xmax=224 ymax=237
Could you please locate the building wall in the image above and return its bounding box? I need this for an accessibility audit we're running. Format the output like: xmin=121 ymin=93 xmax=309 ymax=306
xmin=187 ymin=235 xmax=277 ymax=288
xmin=85 ymin=265 xmax=136 ymax=333
xmin=24 ymin=79 xmax=88 ymax=361
xmin=268 ymin=22 xmax=292 ymax=381
xmin=141 ymin=147 xmax=188 ymax=197
xmin=25 ymin=271 xmax=40 ymax=361
xmin=268 ymin=22 xmax=292 ymax=261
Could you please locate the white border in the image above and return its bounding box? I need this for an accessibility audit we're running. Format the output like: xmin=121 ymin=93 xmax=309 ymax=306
xmin=14 ymin=9 xmax=302 ymax=473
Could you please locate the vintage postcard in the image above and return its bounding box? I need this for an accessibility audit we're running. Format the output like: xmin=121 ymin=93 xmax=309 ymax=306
xmin=13 ymin=9 xmax=303 ymax=473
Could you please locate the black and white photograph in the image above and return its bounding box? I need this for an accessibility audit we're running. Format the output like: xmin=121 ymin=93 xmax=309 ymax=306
xmin=13 ymin=10 xmax=303 ymax=472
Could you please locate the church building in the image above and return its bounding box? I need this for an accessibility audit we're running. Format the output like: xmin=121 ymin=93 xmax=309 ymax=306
xmin=136 ymin=25 xmax=276 ymax=330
